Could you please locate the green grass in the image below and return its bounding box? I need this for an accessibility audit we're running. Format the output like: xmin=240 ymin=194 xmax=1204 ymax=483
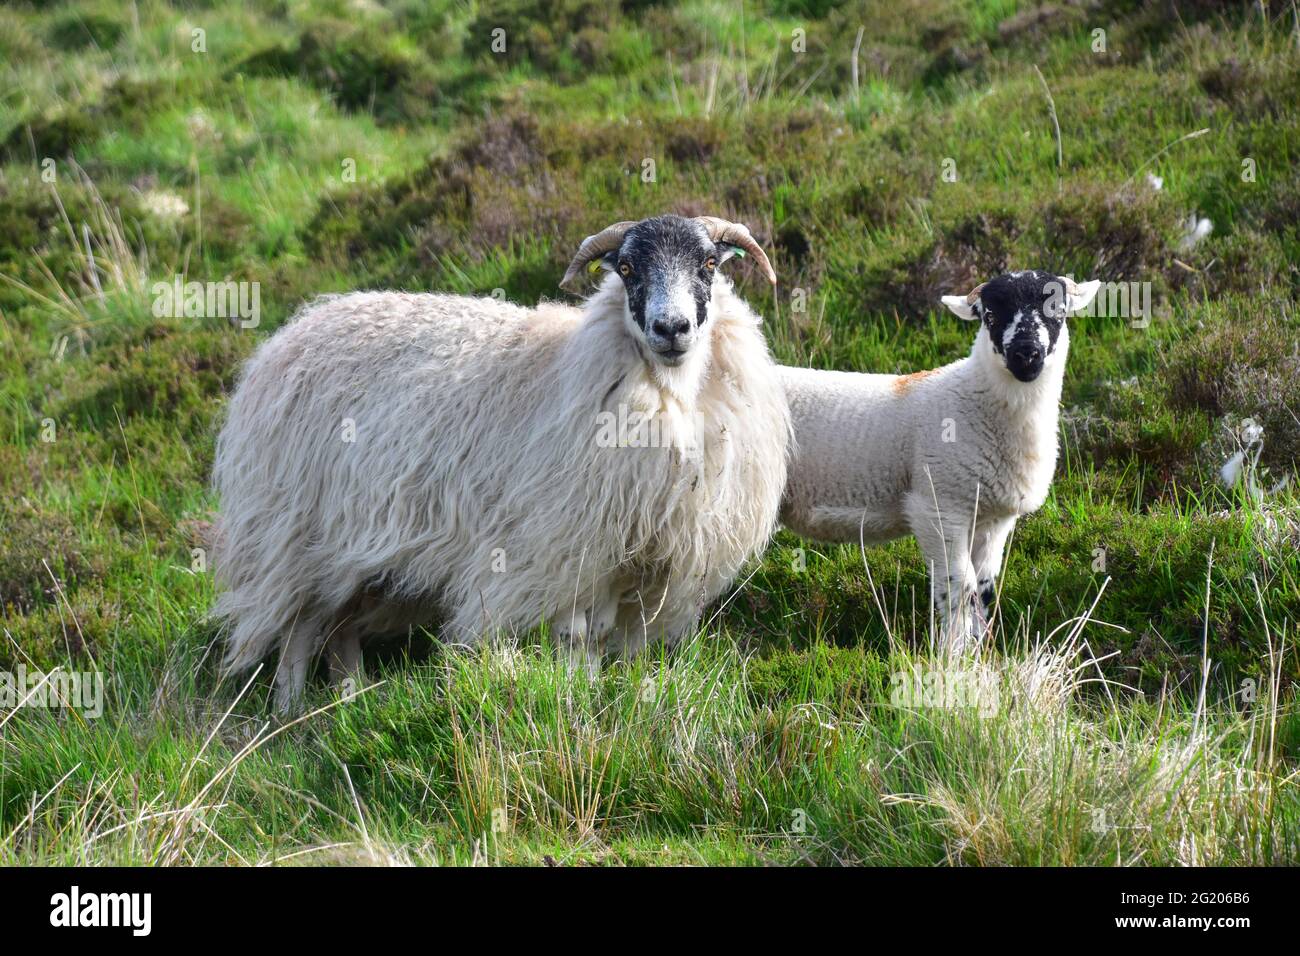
xmin=1 ymin=0 xmax=1298 ymax=865
xmin=3 ymin=628 xmax=1297 ymax=865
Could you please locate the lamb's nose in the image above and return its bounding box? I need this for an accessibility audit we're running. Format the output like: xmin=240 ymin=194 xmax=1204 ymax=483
xmin=1009 ymin=341 xmax=1042 ymax=365
xmin=651 ymin=316 xmax=691 ymax=339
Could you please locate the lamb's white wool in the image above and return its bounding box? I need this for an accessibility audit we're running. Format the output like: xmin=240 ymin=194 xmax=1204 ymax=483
xmin=780 ymin=271 xmax=1100 ymax=651
xmin=213 ymin=217 xmax=789 ymax=707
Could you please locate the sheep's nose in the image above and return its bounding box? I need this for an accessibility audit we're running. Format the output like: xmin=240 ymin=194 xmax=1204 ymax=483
xmin=651 ymin=316 xmax=691 ymax=340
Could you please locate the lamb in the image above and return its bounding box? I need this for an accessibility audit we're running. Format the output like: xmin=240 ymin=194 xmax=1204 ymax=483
xmin=212 ymin=214 xmax=791 ymax=708
xmin=779 ymin=271 xmax=1101 ymax=651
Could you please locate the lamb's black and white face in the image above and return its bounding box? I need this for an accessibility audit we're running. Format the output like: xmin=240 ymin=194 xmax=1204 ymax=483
xmin=603 ymin=215 xmax=736 ymax=367
xmin=942 ymin=270 xmax=1101 ymax=383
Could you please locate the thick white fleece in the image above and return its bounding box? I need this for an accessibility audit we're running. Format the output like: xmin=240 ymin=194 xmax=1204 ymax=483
xmin=213 ymin=274 xmax=790 ymax=701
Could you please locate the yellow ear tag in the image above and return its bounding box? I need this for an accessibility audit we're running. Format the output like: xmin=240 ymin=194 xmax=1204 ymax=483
xmin=588 ymin=259 xmax=602 ymax=274
xmin=733 ymin=248 xmax=746 ymax=258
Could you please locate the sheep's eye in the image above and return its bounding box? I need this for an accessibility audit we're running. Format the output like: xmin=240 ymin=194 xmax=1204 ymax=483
xmin=704 ymin=257 xmax=717 ymax=272
xmin=618 ymin=262 xmax=631 ymax=277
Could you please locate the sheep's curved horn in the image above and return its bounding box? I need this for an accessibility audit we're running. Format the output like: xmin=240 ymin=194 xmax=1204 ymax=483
xmin=560 ymin=221 xmax=638 ymax=290
xmin=965 ymin=282 xmax=986 ymax=304
xmin=695 ymin=217 xmax=777 ymax=285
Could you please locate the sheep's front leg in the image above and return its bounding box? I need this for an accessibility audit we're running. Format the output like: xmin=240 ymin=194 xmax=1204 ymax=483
xmin=553 ymin=609 xmax=598 ymax=679
xmin=588 ymin=587 xmax=621 ymax=646
xmin=970 ymin=517 xmax=1016 ymax=633
xmin=616 ymin=603 xmax=700 ymax=661
xmin=324 ymin=617 xmax=364 ymax=689
xmin=554 ymin=583 xmax=621 ymax=678
xmin=906 ymin=495 xmax=980 ymax=655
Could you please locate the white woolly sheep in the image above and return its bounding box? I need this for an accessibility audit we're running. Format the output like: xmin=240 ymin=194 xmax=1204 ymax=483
xmin=779 ymin=271 xmax=1101 ymax=651
xmin=213 ymin=214 xmax=791 ymax=708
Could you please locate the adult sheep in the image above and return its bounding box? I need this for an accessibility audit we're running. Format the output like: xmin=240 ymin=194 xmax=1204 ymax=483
xmin=213 ymin=214 xmax=790 ymax=708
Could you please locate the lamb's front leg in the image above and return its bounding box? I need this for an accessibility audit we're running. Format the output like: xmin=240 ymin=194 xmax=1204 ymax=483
xmin=905 ymin=494 xmax=980 ymax=655
xmin=970 ymin=516 xmax=1016 ymax=634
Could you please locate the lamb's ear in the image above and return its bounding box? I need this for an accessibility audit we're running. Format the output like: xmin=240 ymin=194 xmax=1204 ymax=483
xmin=1063 ymin=277 xmax=1102 ymax=314
xmin=940 ymin=283 xmax=984 ymax=321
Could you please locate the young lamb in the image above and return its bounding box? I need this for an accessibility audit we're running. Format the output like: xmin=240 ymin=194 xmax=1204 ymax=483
xmin=779 ymin=271 xmax=1101 ymax=651
xmin=212 ymin=214 xmax=791 ymax=708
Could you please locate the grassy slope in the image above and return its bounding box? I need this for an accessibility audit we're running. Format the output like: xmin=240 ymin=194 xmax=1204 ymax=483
xmin=0 ymin=0 xmax=1298 ymax=864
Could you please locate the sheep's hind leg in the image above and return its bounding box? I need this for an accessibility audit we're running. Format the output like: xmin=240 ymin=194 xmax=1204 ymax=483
xmin=273 ymin=610 xmax=328 ymax=713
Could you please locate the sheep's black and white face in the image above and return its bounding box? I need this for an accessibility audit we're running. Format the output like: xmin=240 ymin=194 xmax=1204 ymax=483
xmin=942 ymin=270 xmax=1100 ymax=383
xmin=604 ymin=215 xmax=736 ymax=367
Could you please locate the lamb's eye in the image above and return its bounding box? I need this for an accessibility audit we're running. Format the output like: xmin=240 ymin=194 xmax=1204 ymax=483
xmin=704 ymin=257 xmax=717 ymax=271
xmin=618 ymin=262 xmax=631 ymax=277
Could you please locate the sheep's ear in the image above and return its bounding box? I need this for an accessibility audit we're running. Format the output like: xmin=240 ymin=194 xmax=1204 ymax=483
xmin=597 ymin=251 xmax=619 ymax=273
xmin=1063 ymin=277 xmax=1101 ymax=314
xmin=941 ymin=285 xmax=983 ymax=321
xmin=715 ymin=243 xmax=744 ymax=266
